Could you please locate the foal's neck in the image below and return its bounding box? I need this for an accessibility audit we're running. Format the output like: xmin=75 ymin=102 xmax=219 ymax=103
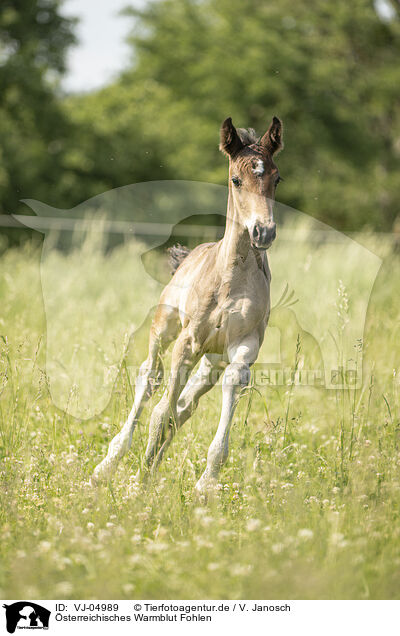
xmin=219 ymin=189 xmax=252 ymax=268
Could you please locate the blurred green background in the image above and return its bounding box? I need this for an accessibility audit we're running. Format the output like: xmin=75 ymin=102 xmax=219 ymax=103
xmin=1 ymin=0 xmax=400 ymax=249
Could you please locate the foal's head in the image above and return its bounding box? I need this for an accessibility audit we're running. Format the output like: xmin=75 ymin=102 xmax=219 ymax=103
xmin=220 ymin=116 xmax=283 ymax=249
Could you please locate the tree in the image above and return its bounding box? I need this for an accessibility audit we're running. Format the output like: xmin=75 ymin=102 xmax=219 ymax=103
xmin=68 ymin=0 xmax=400 ymax=232
xmin=3 ymin=0 xmax=400 ymax=237
xmin=0 ymin=0 xmax=77 ymax=244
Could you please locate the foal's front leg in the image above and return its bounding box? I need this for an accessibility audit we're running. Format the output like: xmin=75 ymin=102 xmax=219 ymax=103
xmin=91 ymin=347 xmax=163 ymax=484
xmin=195 ymin=336 xmax=259 ymax=493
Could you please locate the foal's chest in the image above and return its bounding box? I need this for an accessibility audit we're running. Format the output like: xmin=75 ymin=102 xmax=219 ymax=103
xmin=206 ymin=263 xmax=270 ymax=348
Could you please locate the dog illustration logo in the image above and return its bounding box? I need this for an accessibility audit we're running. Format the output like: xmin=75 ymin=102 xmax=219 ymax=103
xmin=3 ymin=602 xmax=50 ymax=633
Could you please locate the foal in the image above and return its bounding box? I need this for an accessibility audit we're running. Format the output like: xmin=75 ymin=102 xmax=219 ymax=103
xmin=92 ymin=116 xmax=283 ymax=493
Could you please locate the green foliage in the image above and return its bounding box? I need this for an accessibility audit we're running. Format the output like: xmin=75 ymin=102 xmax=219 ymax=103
xmin=65 ymin=0 xmax=400 ymax=231
xmin=0 ymin=0 xmax=77 ymax=244
xmin=1 ymin=0 xmax=400 ymax=234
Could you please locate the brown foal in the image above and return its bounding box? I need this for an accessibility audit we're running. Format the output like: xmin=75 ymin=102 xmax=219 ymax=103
xmin=92 ymin=115 xmax=284 ymax=493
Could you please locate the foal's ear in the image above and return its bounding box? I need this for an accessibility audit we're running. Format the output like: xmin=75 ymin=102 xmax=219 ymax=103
xmin=219 ymin=117 xmax=244 ymax=158
xmin=261 ymin=116 xmax=283 ymax=155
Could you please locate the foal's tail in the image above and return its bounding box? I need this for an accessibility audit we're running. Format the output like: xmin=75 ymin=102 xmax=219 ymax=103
xmin=167 ymin=243 xmax=191 ymax=275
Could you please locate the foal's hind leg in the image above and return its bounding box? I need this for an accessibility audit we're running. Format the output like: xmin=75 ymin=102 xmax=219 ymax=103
xmin=91 ymin=306 xmax=178 ymax=484
xmin=149 ymin=354 xmax=227 ymax=471
xmin=137 ymin=331 xmax=200 ymax=479
xmin=177 ymin=354 xmax=226 ymax=427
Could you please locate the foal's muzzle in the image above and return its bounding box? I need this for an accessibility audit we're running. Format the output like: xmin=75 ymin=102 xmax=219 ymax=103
xmin=251 ymin=222 xmax=276 ymax=249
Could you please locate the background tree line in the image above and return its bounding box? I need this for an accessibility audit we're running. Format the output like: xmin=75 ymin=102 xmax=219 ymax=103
xmin=1 ymin=0 xmax=400 ymax=247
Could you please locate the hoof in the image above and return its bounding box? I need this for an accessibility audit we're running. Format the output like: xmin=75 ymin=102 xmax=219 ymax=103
xmin=91 ymin=462 xmax=112 ymax=486
xmin=195 ymin=474 xmax=218 ymax=497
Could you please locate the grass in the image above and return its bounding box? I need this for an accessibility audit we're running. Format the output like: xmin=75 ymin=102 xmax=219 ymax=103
xmin=0 ymin=228 xmax=400 ymax=600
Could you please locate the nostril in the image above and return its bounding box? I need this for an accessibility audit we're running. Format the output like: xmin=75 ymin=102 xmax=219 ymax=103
xmin=253 ymin=224 xmax=261 ymax=242
xmin=252 ymin=223 xmax=276 ymax=245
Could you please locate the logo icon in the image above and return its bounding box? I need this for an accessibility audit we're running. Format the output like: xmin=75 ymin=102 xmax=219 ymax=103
xmin=2 ymin=602 xmax=50 ymax=633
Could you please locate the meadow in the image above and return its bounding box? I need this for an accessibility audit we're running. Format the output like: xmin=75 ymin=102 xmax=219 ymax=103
xmin=1 ymin=226 xmax=400 ymax=600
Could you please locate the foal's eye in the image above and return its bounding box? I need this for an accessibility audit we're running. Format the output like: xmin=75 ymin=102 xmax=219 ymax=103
xmin=231 ymin=176 xmax=241 ymax=188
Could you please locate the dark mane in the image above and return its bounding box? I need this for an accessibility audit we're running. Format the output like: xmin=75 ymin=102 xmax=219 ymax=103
xmin=236 ymin=127 xmax=260 ymax=146
xmin=167 ymin=243 xmax=191 ymax=275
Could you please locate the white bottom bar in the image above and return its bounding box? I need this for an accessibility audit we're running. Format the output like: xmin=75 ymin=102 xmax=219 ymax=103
xmin=2 ymin=600 xmax=399 ymax=635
